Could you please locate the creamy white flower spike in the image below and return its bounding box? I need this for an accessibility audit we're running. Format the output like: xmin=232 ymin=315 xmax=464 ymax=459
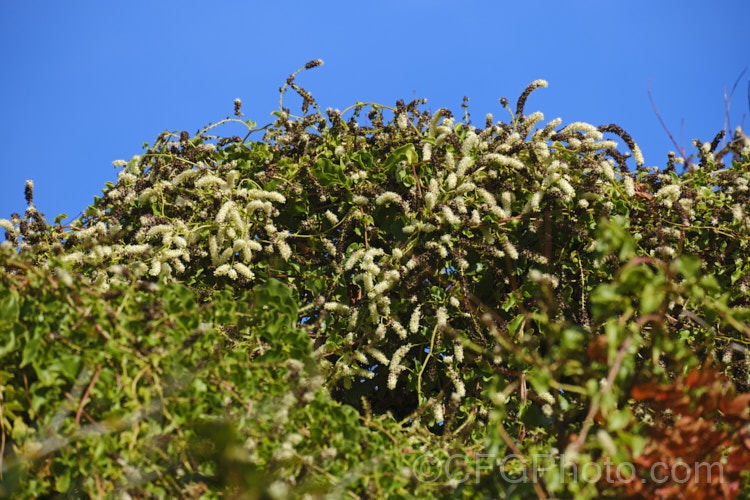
xmin=443 ymin=151 xmax=455 ymax=172
xmin=732 ymin=204 xmax=745 ymax=223
xmin=558 ymin=178 xmax=575 ymax=200
xmin=445 ymin=172 xmax=458 ymax=191
xmin=432 ymin=306 xmax=447 ymax=330
xmin=523 ymin=111 xmax=544 ymax=130
xmin=422 ymin=142 xmax=432 ymax=161
xmin=501 ymin=238 xmax=519 ymax=260
xmin=655 ymin=184 xmax=681 ymax=208
xmin=274 ymin=231 xmax=292 ymax=261
xmin=367 ymin=347 xmax=389 ymax=366
xmin=409 ymin=305 xmax=421 ymax=333
xmin=461 ymin=131 xmax=479 ymax=157
xmin=623 ymin=176 xmax=636 ymax=197
xmin=590 ymin=140 xmax=619 ymax=150
xmin=441 ymin=206 xmax=461 ymax=226
xmin=654 ymin=246 xmax=676 ymax=258
xmin=454 ymin=342 xmax=464 ymax=363
xmin=424 ymin=192 xmax=437 ymax=211
xmin=631 ymin=144 xmax=645 ymax=166
xmin=195 ymin=175 xmax=226 ymax=189
xmin=352 ymin=195 xmax=369 ymax=205
xmin=0 ymin=219 xmax=17 ymax=238
xmin=455 ymin=155 xmax=473 ymax=180
xmin=387 ymin=344 xmax=412 ymax=389
xmin=446 ymin=364 xmax=465 ymax=398
xmin=561 ymin=122 xmax=602 ymax=140
xmin=483 ymin=153 xmax=525 ymax=170
xmin=432 ymin=400 xmax=444 ymax=423
xmin=456 ymin=182 xmax=476 ymax=196
xmin=233 ymin=262 xmax=255 ymax=280
xmin=324 ymin=210 xmax=339 ymax=225
xmin=528 ymin=269 xmax=559 ymax=288
xmin=396 ymin=113 xmax=408 ymax=130
xmin=390 ymin=319 xmax=408 ymax=340
xmin=375 ymin=192 xmax=403 ymax=206
xmin=599 ymin=160 xmax=616 ymax=181
xmin=538 ymin=117 xmax=562 ymax=138
xmin=522 ymin=191 xmax=544 ymax=214
xmin=428 ymin=109 xmax=449 ymax=138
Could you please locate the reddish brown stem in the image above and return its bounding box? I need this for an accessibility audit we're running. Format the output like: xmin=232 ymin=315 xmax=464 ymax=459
xmin=570 ymin=337 xmax=632 ymax=456
xmin=75 ymin=365 xmax=102 ymax=426
xmin=647 ymin=77 xmax=689 ymax=165
xmin=412 ymin=163 xmax=423 ymax=198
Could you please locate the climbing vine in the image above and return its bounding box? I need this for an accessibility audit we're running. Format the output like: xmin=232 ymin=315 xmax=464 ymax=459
xmin=1 ymin=61 xmax=749 ymax=498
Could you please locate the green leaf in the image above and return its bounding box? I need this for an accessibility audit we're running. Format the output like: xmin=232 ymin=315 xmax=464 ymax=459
xmin=0 ymin=289 xmax=19 ymax=324
xmin=312 ymin=157 xmax=349 ymax=187
xmin=698 ymin=275 xmax=721 ymax=294
xmin=673 ymin=255 xmax=701 ymax=280
xmin=507 ymin=314 xmax=524 ymax=336
xmin=0 ymin=331 xmax=16 ymax=359
xmin=404 ymin=144 xmax=418 ymax=164
xmin=527 ymin=369 xmax=551 ymax=395
xmin=54 ymin=470 xmax=71 ymax=493
xmin=21 ymin=335 xmax=42 ymax=368
xmin=164 ymin=283 xmax=196 ymax=314
xmin=501 ymin=293 xmax=517 ymax=312
xmin=561 ymin=327 xmax=584 ymax=351
xmin=382 ymin=144 xmax=418 ymax=173
xmin=193 ymin=378 xmax=208 ymax=393
xmin=254 ymin=278 xmax=297 ymax=319
xmin=640 ymin=283 xmax=665 ymax=315
xmin=731 ymin=265 xmax=746 ymax=285
xmin=606 ymin=408 xmax=632 ymax=431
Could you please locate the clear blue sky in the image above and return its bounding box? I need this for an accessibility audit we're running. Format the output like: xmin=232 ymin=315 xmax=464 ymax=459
xmin=1 ymin=1 xmax=748 ymax=223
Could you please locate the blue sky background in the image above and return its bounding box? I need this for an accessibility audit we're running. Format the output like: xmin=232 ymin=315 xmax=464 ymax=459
xmin=1 ymin=1 xmax=748 ymax=223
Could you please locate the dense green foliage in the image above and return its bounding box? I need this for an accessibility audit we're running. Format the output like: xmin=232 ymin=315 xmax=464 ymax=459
xmin=2 ymin=62 xmax=750 ymax=498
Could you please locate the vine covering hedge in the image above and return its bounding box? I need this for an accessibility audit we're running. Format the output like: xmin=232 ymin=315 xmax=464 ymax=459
xmin=1 ymin=61 xmax=749 ymax=498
